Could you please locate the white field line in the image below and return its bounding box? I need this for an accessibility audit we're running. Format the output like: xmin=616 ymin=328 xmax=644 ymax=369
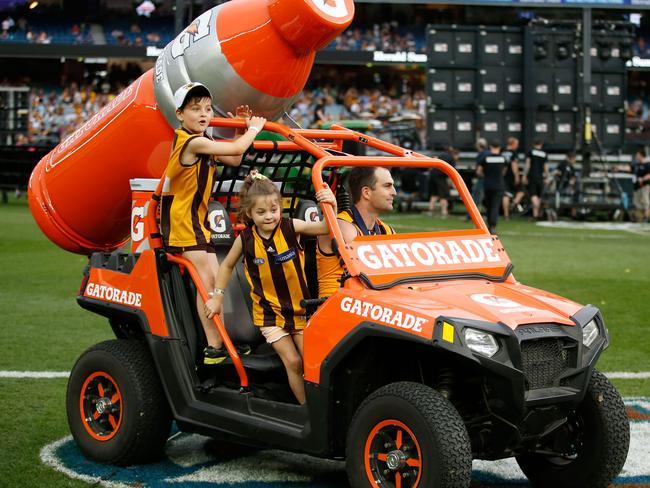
xmin=1 ymin=370 xmax=650 ymax=379
xmin=0 ymin=371 xmax=69 ymax=378
xmin=40 ymin=436 xmax=131 ymax=488
xmin=606 ymin=372 xmax=650 ymax=379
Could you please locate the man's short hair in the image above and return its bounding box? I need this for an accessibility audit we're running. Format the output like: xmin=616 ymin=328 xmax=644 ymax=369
xmin=489 ymin=140 xmax=501 ymax=149
xmin=348 ymin=166 xmax=379 ymax=203
xmin=507 ymin=136 xmax=519 ymax=146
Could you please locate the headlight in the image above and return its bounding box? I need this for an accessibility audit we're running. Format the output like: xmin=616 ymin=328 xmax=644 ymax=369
xmin=582 ymin=319 xmax=599 ymax=348
xmin=464 ymin=328 xmax=499 ymax=358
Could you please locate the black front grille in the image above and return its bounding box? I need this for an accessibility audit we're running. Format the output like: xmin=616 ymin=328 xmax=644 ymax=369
xmin=521 ymin=338 xmax=570 ymax=389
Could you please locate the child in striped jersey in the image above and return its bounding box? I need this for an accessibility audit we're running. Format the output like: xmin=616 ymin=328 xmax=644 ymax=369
xmin=162 ymin=82 xmax=266 ymax=366
xmin=205 ymin=170 xmax=336 ymax=405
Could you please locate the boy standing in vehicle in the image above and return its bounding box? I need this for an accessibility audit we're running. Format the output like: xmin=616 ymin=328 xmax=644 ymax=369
xmin=317 ymin=166 xmax=396 ymax=297
xmin=161 ymin=82 xmax=266 ymax=364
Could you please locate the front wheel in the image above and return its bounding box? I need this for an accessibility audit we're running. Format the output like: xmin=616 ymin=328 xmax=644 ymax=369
xmin=516 ymin=370 xmax=630 ymax=488
xmin=66 ymin=339 xmax=172 ymax=465
xmin=346 ymin=382 xmax=472 ymax=488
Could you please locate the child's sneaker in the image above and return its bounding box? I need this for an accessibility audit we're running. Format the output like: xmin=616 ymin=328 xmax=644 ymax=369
xmin=204 ymin=346 xmax=227 ymax=365
xmin=236 ymin=344 xmax=252 ymax=356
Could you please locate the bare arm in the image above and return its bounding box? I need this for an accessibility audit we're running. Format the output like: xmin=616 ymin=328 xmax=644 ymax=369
xmin=476 ymin=164 xmax=484 ymax=177
xmin=339 ymin=219 xmax=359 ymax=243
xmin=186 ymin=116 xmax=266 ymax=166
xmin=293 ymin=185 xmax=337 ymax=236
xmin=523 ymin=157 xmax=531 ymax=183
xmin=317 ymin=216 xmax=358 ymax=254
xmin=512 ymin=159 xmax=520 ymax=183
xmin=205 ymin=236 xmax=243 ymax=319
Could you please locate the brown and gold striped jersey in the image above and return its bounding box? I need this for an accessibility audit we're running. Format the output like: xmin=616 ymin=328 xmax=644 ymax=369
xmin=242 ymin=218 xmax=310 ymax=330
xmin=160 ymin=128 xmax=217 ymax=248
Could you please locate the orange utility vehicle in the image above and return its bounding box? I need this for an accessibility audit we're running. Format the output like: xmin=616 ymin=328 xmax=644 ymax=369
xmin=67 ymin=119 xmax=629 ymax=488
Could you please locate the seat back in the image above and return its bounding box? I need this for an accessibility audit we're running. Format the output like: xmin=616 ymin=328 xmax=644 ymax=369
xmin=294 ymin=199 xmax=322 ymax=299
xmin=208 ymin=200 xmax=263 ymax=347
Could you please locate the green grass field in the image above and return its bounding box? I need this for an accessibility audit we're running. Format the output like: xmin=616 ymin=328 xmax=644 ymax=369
xmin=1 ymin=197 xmax=649 ymax=487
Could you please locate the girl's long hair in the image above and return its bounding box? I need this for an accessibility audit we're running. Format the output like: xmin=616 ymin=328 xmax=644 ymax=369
xmin=237 ymin=171 xmax=282 ymax=225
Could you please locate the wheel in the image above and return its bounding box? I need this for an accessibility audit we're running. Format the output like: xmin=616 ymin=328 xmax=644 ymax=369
xmin=516 ymin=370 xmax=630 ymax=488
xmin=346 ymin=382 xmax=472 ymax=488
xmin=66 ymin=339 xmax=172 ymax=465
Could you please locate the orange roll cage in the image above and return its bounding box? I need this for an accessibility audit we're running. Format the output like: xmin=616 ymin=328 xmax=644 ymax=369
xmin=144 ymin=117 xmax=486 ymax=389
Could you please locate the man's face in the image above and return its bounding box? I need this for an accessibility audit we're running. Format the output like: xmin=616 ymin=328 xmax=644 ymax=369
xmin=364 ymin=168 xmax=396 ymax=213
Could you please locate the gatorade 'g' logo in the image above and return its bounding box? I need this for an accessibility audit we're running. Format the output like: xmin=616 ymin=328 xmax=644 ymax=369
xmin=305 ymin=206 xmax=320 ymax=223
xmin=311 ymin=0 xmax=349 ymax=18
xmin=209 ymin=209 xmax=227 ymax=233
xmin=131 ymin=206 xmax=146 ymax=242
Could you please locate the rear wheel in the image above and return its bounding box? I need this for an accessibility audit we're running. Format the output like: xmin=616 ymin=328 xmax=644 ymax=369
xmin=66 ymin=339 xmax=172 ymax=465
xmin=516 ymin=370 xmax=630 ymax=488
xmin=346 ymin=382 xmax=472 ymax=488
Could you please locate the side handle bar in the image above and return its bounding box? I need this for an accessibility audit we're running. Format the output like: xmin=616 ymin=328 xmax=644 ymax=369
xmin=165 ymin=253 xmax=249 ymax=389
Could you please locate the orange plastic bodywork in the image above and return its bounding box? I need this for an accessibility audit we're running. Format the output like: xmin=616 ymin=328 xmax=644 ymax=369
xmin=28 ymin=69 xmax=172 ymax=255
xmin=302 ymin=279 xmax=580 ymax=384
xmin=82 ymin=250 xmax=168 ymax=337
xmin=343 ymin=231 xmax=510 ymax=287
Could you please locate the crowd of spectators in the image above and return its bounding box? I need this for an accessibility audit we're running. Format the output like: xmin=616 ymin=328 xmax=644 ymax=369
xmin=0 ymin=15 xmax=92 ymax=44
xmin=328 ymin=22 xmax=425 ymax=53
xmin=288 ymin=86 xmax=426 ymax=128
xmin=0 ymin=14 xmax=170 ymax=46
xmin=18 ymin=79 xmax=134 ymax=147
xmin=1 ymin=14 xmax=423 ymax=53
xmin=19 ymin=81 xmax=427 ymax=148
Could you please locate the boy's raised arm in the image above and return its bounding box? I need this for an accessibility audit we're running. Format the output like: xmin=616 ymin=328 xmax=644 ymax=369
xmin=190 ymin=116 xmax=266 ymax=161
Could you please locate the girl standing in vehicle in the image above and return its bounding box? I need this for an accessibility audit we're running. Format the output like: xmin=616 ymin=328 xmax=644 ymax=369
xmin=205 ymin=171 xmax=336 ymax=404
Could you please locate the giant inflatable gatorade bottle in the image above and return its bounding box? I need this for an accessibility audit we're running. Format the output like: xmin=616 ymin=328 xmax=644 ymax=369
xmin=29 ymin=0 xmax=354 ymax=254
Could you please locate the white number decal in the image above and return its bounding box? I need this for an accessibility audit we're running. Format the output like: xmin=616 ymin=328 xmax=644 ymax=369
xmin=170 ymin=10 xmax=213 ymax=59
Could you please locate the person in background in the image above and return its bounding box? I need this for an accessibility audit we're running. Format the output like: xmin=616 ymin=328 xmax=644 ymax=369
xmin=555 ymin=151 xmax=580 ymax=218
xmin=523 ymin=139 xmax=549 ymax=220
xmin=632 ymin=149 xmax=650 ymax=222
xmin=555 ymin=151 xmax=578 ymax=191
xmin=476 ymin=140 xmax=508 ymax=235
xmin=471 ymin=138 xmax=488 ymax=212
xmin=501 ymin=136 xmax=521 ymax=220
xmin=428 ymin=145 xmax=457 ymax=218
